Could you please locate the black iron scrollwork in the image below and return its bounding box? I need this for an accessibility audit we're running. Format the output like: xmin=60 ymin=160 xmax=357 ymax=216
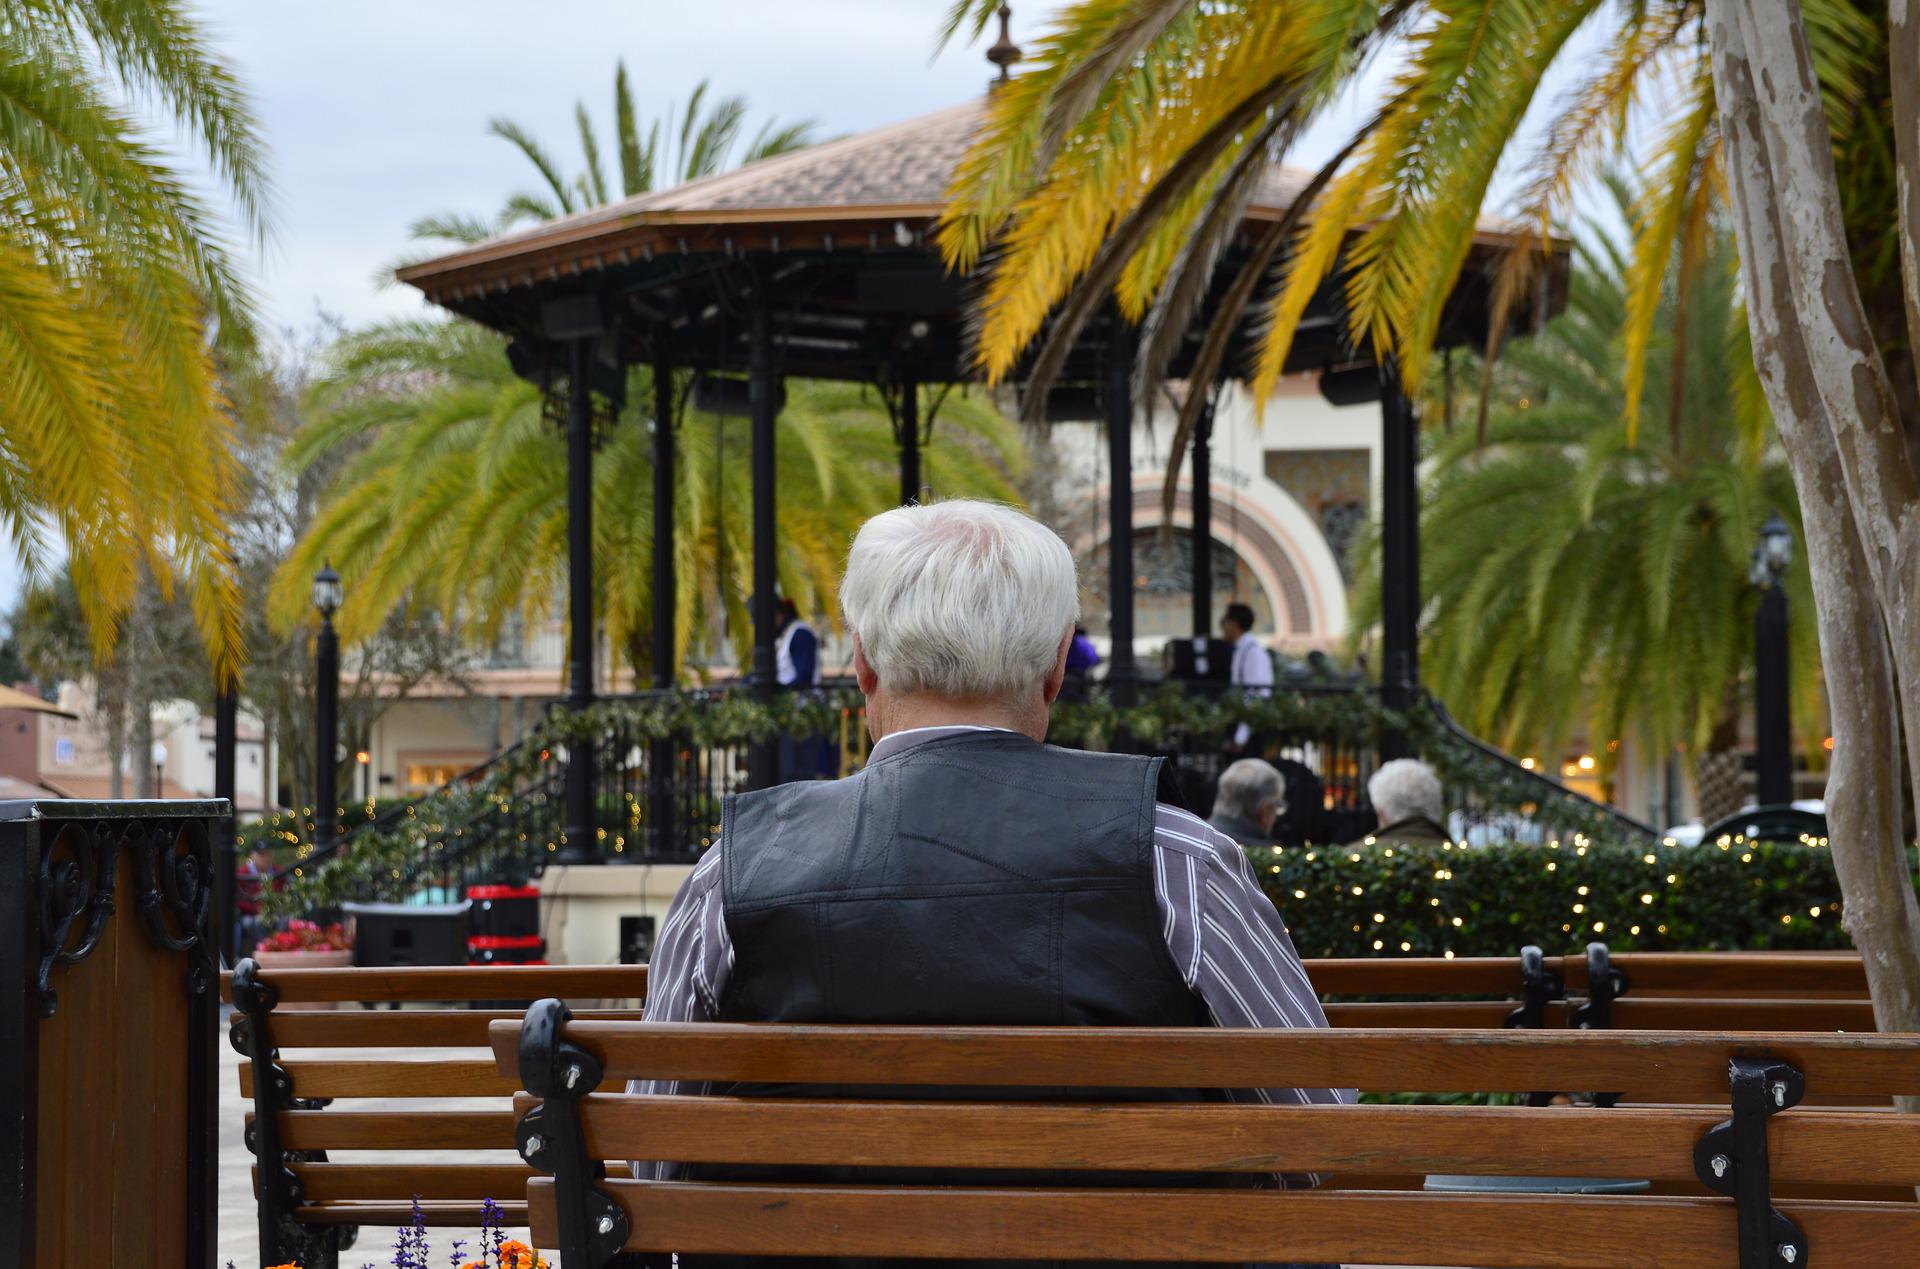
xmin=36 ymin=822 xmax=117 ymax=1016
xmin=138 ymin=819 xmax=211 ymax=952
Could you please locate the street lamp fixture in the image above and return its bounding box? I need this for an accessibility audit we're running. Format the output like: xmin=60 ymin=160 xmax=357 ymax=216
xmin=312 ymin=562 xmax=343 ymax=616
xmin=1751 ymin=512 xmax=1793 ymax=587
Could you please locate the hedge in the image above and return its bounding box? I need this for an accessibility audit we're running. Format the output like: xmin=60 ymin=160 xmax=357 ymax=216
xmin=1251 ymin=835 xmax=1919 ymax=960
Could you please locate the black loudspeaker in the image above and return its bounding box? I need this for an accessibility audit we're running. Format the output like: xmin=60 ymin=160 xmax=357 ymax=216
xmin=1168 ymin=636 xmax=1233 ymax=683
xmin=620 ymin=915 xmax=657 ymax=966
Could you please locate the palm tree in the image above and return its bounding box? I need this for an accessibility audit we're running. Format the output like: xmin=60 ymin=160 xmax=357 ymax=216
xmin=1 ymin=0 xmax=269 ymax=676
xmin=287 ymin=68 xmax=1014 ymax=673
xmin=400 ymin=72 xmax=818 ymax=256
xmin=270 ymin=319 xmax=1021 ymax=673
xmin=935 ymin=1 xmax=1888 ymax=458
xmin=930 ymin=2 xmax=1920 ymax=1034
xmin=1348 ymin=187 xmax=1822 ymax=811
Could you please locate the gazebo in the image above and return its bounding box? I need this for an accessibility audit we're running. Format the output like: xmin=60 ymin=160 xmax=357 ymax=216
xmin=396 ymin=41 xmax=1567 ymax=863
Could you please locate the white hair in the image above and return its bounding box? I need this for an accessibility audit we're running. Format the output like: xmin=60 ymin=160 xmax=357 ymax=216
xmin=840 ymin=500 xmax=1078 ymax=699
xmin=1213 ymin=758 xmax=1287 ymax=822
xmin=1369 ymin=758 xmax=1444 ymax=825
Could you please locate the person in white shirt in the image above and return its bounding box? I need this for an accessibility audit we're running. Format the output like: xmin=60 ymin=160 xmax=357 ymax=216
xmin=1223 ymin=602 xmax=1273 ymax=750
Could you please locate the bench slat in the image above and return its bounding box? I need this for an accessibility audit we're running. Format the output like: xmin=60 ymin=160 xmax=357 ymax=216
xmin=1294 ymin=957 xmax=1526 ymax=995
xmin=283 ymin=1162 xmax=535 ymax=1202
xmin=1610 ymin=998 xmax=1877 ymax=1031
xmin=1323 ymin=1001 xmax=1564 ymax=1028
xmin=528 ymin=1182 xmax=1920 ymax=1266
xmin=294 ymin=1201 xmax=528 ymax=1227
xmin=240 ymin=1059 xmax=516 ymax=1100
xmin=271 ymin=1109 xmax=515 ymax=1151
xmin=492 ymin=1023 xmax=1920 ymax=1101
xmin=266 ymin=1008 xmax=647 ymax=1049
xmin=219 ymin=964 xmax=648 ymax=1004
xmin=566 ymin=1096 xmax=1920 ymax=1187
xmin=1591 ymin=954 xmax=1867 ymax=996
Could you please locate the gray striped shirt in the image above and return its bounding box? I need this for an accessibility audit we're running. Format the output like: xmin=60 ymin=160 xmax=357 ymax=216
xmin=633 ymin=725 xmax=1355 ymax=1179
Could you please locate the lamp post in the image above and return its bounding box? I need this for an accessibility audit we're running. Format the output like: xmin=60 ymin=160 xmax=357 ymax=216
xmin=150 ymin=740 xmax=167 ymax=796
xmin=1750 ymin=513 xmax=1794 ymax=807
xmin=312 ymin=563 xmax=343 ymax=850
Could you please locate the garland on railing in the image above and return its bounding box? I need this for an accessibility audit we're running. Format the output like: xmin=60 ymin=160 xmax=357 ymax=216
xmin=256 ymin=685 xmax=1641 ymax=922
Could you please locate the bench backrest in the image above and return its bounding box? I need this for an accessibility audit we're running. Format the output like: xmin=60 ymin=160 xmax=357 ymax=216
xmin=492 ymin=1012 xmax=1920 ymax=1268
xmin=221 ymin=961 xmax=647 ymax=1262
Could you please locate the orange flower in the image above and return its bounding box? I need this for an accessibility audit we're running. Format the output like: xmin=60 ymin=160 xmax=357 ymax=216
xmin=264 ymin=1263 xmax=304 ymax=1269
xmin=498 ymin=1240 xmax=550 ymax=1269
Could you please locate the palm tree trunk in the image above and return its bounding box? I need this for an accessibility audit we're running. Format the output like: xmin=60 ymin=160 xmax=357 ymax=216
xmin=132 ymin=700 xmax=155 ymax=799
xmin=104 ymin=702 xmax=125 ymax=801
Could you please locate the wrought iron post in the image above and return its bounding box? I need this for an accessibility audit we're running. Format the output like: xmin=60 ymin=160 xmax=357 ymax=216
xmin=559 ymin=336 xmax=602 ymax=864
xmin=214 ymin=686 xmax=238 ymax=964
xmin=312 ymin=567 xmax=342 ymax=852
xmin=748 ymin=280 xmax=780 ymax=789
xmin=1190 ymin=394 xmax=1215 ymax=638
xmin=1106 ymin=320 xmax=1138 ymax=707
xmin=1378 ymin=364 xmax=1420 ymax=760
xmin=899 ymin=374 xmax=921 ymax=506
xmin=649 ymin=343 xmax=678 ymax=853
xmin=1752 ymin=512 xmax=1795 ymax=807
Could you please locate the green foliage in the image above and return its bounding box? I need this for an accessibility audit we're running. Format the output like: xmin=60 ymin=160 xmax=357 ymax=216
xmin=0 ymin=0 xmax=270 ymax=676
xmin=271 ymin=319 xmax=1022 ymax=673
xmin=1253 ymin=835 xmax=1899 ymax=960
xmin=1349 ymin=189 xmax=1822 ymax=769
xmin=259 ymin=687 xmax=1647 ymax=920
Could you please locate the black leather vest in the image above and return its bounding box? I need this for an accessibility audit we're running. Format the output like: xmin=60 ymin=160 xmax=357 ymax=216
xmin=658 ymin=732 xmax=1260 ymax=1269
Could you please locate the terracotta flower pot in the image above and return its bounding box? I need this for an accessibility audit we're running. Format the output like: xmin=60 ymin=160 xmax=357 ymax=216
xmin=250 ymin=947 xmax=353 ymax=1010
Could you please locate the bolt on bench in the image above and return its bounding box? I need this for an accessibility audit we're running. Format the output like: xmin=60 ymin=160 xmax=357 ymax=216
xmin=495 ymin=1006 xmax=1920 ymax=1269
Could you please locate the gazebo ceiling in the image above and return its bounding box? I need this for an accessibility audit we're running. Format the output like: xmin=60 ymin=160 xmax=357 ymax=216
xmin=396 ymin=96 xmax=1568 ymax=390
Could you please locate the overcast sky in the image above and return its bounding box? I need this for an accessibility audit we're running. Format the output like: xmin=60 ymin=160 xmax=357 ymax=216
xmin=200 ymin=1 xmax=1399 ymax=338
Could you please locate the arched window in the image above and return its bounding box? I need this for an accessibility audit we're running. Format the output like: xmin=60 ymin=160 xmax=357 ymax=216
xmin=1081 ymin=528 xmax=1275 ymax=640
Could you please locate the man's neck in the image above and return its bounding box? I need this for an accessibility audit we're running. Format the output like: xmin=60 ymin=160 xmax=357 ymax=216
xmin=868 ymin=691 xmax=1048 ymax=743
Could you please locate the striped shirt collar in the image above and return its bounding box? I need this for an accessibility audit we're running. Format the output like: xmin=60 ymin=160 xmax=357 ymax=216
xmin=866 ymin=723 xmax=1014 ymax=764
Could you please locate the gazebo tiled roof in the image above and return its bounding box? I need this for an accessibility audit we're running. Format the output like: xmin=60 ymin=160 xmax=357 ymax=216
xmin=399 ymin=98 xmax=1356 ymax=306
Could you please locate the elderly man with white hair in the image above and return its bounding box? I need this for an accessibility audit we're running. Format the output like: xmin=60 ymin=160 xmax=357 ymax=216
xmin=1349 ymin=757 xmax=1451 ymax=849
xmin=1208 ymin=757 xmax=1288 ymax=846
xmin=635 ymin=501 xmax=1350 ymax=1230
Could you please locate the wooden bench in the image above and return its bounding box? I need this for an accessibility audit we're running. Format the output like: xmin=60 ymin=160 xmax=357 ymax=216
xmin=223 ymin=948 xmax=1878 ymax=1265
xmin=222 ymin=960 xmax=648 ymax=1267
xmin=492 ymin=1006 xmax=1920 ymax=1268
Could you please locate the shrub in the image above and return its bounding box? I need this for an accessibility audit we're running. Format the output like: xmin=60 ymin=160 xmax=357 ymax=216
xmin=1250 ymin=836 xmax=1916 ymax=960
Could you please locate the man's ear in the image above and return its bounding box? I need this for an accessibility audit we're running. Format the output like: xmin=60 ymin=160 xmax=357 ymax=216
xmin=852 ymin=633 xmax=879 ymax=695
xmin=1041 ymin=628 xmax=1073 ymax=704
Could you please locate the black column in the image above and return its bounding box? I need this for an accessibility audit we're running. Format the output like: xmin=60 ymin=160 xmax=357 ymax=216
xmin=748 ymin=286 xmax=780 ymax=789
xmin=1754 ymin=582 xmax=1793 ymax=805
xmin=315 ymin=619 xmax=339 ymax=850
xmin=899 ymin=377 xmax=921 ymax=506
xmin=1379 ymin=365 xmax=1420 ymax=760
xmin=651 ymin=348 xmax=676 ymax=687
xmin=213 ymin=686 xmax=237 ymax=964
xmin=1190 ymin=394 xmax=1215 ymax=639
xmin=649 ymin=347 xmax=678 ymax=854
xmin=1106 ymin=325 xmax=1138 ymax=706
xmin=558 ymin=336 xmax=601 ymax=864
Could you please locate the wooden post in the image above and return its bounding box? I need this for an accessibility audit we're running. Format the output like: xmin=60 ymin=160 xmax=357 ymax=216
xmin=1 ymin=802 xmax=222 ymax=1266
xmin=214 ymin=688 xmax=238 ymax=965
